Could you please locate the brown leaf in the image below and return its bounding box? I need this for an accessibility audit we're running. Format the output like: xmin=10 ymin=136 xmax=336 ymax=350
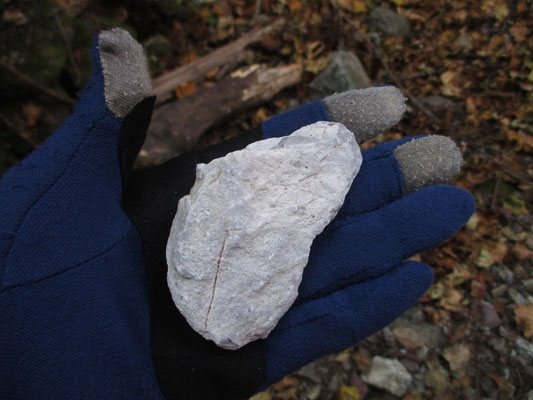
xmin=511 ymin=243 xmax=533 ymax=260
xmin=510 ymin=22 xmax=529 ymax=43
xmin=507 ymin=130 xmax=533 ymax=152
xmin=491 ymin=375 xmax=515 ymax=393
xmin=440 ymin=287 xmax=463 ymax=311
xmin=174 ymin=82 xmax=198 ymax=98
xmin=21 ymin=102 xmax=42 ymax=127
xmin=514 ymin=304 xmax=533 ymax=338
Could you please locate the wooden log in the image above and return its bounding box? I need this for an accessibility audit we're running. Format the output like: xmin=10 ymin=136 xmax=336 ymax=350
xmin=137 ymin=63 xmax=303 ymax=167
xmin=152 ymin=18 xmax=285 ymax=104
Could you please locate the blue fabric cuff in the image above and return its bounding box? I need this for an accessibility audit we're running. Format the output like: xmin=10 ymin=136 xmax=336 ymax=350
xmin=261 ymin=100 xmax=330 ymax=139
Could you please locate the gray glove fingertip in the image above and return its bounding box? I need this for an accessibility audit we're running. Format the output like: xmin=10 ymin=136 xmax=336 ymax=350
xmin=99 ymin=28 xmax=153 ymax=118
xmin=323 ymin=86 xmax=407 ymax=144
xmin=394 ymin=135 xmax=463 ymax=193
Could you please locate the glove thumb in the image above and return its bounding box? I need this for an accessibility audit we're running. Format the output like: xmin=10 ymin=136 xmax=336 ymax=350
xmin=0 ymin=28 xmax=153 ymax=289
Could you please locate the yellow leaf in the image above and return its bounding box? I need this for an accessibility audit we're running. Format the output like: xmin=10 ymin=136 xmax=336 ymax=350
xmin=391 ymin=0 xmax=407 ymax=4
xmin=336 ymin=0 xmax=367 ymax=13
xmin=440 ymin=70 xmax=456 ymax=85
xmin=503 ymin=194 xmax=529 ymax=215
xmin=514 ymin=304 xmax=533 ymax=338
xmin=338 ymin=385 xmax=360 ymax=400
xmin=304 ymin=56 xmax=330 ymax=74
xmin=481 ymin=0 xmax=509 ymax=21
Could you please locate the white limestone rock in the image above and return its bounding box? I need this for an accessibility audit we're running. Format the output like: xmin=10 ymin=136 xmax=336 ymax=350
xmin=166 ymin=121 xmax=362 ymax=350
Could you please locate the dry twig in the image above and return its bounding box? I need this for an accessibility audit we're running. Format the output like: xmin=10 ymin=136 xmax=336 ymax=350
xmin=0 ymin=60 xmax=74 ymax=105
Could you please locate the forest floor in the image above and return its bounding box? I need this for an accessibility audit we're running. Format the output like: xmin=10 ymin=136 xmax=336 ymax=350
xmin=1 ymin=0 xmax=532 ymax=399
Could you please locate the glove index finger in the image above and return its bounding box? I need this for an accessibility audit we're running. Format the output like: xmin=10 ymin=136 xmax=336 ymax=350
xmin=261 ymin=86 xmax=406 ymax=143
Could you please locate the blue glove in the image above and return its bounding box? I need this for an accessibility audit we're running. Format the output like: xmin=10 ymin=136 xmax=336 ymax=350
xmin=0 ymin=29 xmax=474 ymax=400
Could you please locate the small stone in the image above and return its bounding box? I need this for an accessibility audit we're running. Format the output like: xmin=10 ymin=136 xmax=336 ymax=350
xmin=425 ymin=365 xmax=450 ymax=394
xmin=401 ymin=359 xmax=420 ymax=373
xmin=391 ymin=313 xmax=442 ymax=351
xmin=363 ymin=356 xmax=412 ymax=396
xmin=526 ymin=233 xmax=533 ymax=250
xmin=476 ymin=301 xmax=501 ymax=328
xmin=508 ymin=288 xmax=528 ymax=305
xmin=443 ymin=344 xmax=471 ymax=371
xmin=296 ymin=363 xmax=321 ymax=383
xmin=491 ymin=264 xmax=514 ymax=284
xmin=166 ymin=121 xmax=361 ymax=349
xmin=524 ymin=279 xmax=533 ymax=292
xmin=491 ymin=284 xmax=508 ymax=298
xmin=382 ymin=326 xmax=396 ymax=347
xmin=515 ymin=336 xmax=533 ymax=363
xmin=310 ymin=51 xmax=371 ymax=96
xmin=304 ymin=385 xmax=321 ymax=400
xmin=367 ymin=7 xmax=410 ymax=37
xmin=416 ymin=96 xmax=463 ymax=119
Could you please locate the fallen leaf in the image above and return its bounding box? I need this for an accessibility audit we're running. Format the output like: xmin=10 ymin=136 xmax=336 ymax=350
xmin=511 ymin=243 xmax=533 ymax=260
xmin=481 ymin=0 xmax=509 ymax=21
xmin=22 ymin=102 xmax=42 ymax=127
xmin=304 ymin=56 xmax=330 ymax=74
xmin=288 ymin=0 xmax=303 ymax=12
xmin=440 ymin=70 xmax=462 ymax=97
xmin=335 ymin=0 xmax=367 ymax=13
xmin=503 ymin=194 xmax=529 ymax=215
xmin=510 ymin=22 xmax=529 ymax=43
xmin=174 ymin=81 xmax=198 ymax=98
xmin=475 ymin=242 xmax=508 ymax=268
xmin=205 ymin=67 xmax=220 ymax=79
xmin=491 ymin=375 xmax=515 ymax=393
xmin=447 ymin=263 xmax=473 ymax=285
xmin=514 ymin=304 xmax=533 ymax=338
xmin=507 ymin=130 xmax=533 ymax=152
xmin=440 ymin=287 xmax=463 ymax=311
xmin=338 ymin=385 xmax=360 ymax=400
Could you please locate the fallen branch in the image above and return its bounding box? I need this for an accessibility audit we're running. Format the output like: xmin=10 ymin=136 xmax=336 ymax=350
xmin=329 ymin=1 xmax=439 ymax=123
xmin=0 ymin=61 xmax=74 ymax=105
xmin=152 ymin=18 xmax=285 ymax=104
xmin=138 ymin=63 xmax=303 ymax=167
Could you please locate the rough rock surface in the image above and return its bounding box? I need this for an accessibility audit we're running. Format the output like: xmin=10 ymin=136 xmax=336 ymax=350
xmin=367 ymin=7 xmax=410 ymax=37
xmin=166 ymin=121 xmax=361 ymax=349
xmin=310 ymin=51 xmax=371 ymax=96
xmin=363 ymin=356 xmax=413 ymax=396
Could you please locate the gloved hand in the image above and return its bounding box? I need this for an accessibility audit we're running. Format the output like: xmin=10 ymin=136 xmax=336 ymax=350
xmin=0 ymin=29 xmax=474 ymax=400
